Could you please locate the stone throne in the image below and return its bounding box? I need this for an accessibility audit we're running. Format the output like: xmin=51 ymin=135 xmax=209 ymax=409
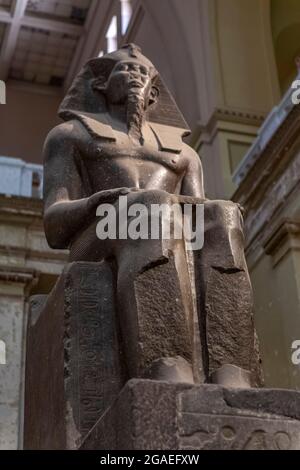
xmin=24 ymin=45 xmax=300 ymax=450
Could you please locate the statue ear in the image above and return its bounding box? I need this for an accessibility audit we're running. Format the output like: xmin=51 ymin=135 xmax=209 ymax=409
xmin=149 ymin=85 xmax=159 ymax=106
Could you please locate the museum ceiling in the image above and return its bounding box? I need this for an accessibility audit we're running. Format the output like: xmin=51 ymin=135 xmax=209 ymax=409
xmin=0 ymin=0 xmax=95 ymax=88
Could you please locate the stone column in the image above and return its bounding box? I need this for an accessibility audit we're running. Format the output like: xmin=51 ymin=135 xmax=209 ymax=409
xmin=0 ymin=267 xmax=38 ymax=449
xmin=260 ymin=220 xmax=300 ymax=389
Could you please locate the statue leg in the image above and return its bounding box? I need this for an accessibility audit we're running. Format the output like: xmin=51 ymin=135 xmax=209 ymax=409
xmin=196 ymin=200 xmax=262 ymax=388
xmin=114 ymin=190 xmax=201 ymax=384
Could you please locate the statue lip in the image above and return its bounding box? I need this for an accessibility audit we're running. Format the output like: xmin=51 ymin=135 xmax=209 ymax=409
xmin=128 ymin=79 xmax=144 ymax=88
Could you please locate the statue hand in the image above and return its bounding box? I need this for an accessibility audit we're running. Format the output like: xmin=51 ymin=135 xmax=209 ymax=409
xmin=87 ymin=187 xmax=139 ymax=211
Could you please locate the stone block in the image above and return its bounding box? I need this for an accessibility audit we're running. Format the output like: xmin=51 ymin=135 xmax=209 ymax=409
xmin=81 ymin=380 xmax=300 ymax=450
xmin=24 ymin=261 xmax=125 ymax=450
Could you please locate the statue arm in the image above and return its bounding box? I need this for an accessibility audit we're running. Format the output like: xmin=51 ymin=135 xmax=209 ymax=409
xmin=181 ymin=146 xmax=205 ymax=199
xmin=43 ymin=124 xmax=131 ymax=249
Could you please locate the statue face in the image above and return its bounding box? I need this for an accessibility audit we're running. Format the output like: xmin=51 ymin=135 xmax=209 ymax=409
xmin=106 ymin=60 xmax=153 ymax=104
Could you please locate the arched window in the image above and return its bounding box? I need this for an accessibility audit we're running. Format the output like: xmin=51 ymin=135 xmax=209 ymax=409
xmin=100 ymin=0 xmax=132 ymax=56
xmin=271 ymin=0 xmax=300 ymax=93
xmin=106 ymin=15 xmax=118 ymax=54
xmin=121 ymin=0 xmax=132 ymax=35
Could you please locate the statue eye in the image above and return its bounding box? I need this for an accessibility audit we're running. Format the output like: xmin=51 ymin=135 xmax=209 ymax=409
xmin=140 ymin=67 xmax=147 ymax=75
xmin=130 ymin=64 xmax=139 ymax=72
xmin=117 ymin=64 xmax=127 ymax=71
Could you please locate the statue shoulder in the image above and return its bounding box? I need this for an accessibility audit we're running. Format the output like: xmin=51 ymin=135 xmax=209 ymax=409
xmin=45 ymin=120 xmax=84 ymax=144
xmin=44 ymin=120 xmax=87 ymax=157
xmin=182 ymin=143 xmax=202 ymax=165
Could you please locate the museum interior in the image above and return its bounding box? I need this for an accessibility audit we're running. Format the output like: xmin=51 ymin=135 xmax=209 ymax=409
xmin=0 ymin=0 xmax=300 ymax=449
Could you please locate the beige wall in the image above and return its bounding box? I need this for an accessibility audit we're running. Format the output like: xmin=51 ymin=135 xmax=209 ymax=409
xmin=250 ymin=235 xmax=300 ymax=390
xmin=195 ymin=0 xmax=281 ymax=199
xmin=214 ymin=0 xmax=280 ymax=112
xmin=125 ymin=0 xmax=209 ymax=127
xmin=251 ymin=254 xmax=294 ymax=389
xmin=0 ymin=85 xmax=61 ymax=164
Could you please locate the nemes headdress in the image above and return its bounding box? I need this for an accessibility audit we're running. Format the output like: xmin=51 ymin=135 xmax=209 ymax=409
xmin=58 ymin=44 xmax=190 ymax=134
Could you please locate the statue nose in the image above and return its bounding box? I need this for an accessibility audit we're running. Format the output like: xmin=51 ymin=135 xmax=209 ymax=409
xmin=130 ymin=72 xmax=141 ymax=79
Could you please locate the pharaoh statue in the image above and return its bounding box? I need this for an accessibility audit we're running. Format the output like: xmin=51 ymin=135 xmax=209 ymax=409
xmin=42 ymin=44 xmax=260 ymax=389
xmin=26 ymin=45 xmax=300 ymax=453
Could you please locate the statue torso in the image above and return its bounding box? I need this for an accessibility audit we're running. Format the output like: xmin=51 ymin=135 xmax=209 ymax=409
xmin=72 ymin=113 xmax=190 ymax=195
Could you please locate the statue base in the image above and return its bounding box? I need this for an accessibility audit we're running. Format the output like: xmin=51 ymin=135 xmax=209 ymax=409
xmin=24 ymin=260 xmax=300 ymax=450
xmin=81 ymin=379 xmax=300 ymax=450
xmin=24 ymin=262 xmax=125 ymax=450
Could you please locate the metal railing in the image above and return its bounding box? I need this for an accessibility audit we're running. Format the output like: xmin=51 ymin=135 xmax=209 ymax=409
xmin=0 ymin=156 xmax=43 ymax=199
xmin=233 ymin=72 xmax=300 ymax=186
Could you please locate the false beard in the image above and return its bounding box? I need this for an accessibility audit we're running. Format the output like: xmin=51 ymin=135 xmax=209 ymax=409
xmin=126 ymin=89 xmax=145 ymax=144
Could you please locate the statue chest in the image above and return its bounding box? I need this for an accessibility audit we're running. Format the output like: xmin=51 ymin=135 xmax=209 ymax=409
xmin=82 ymin=138 xmax=187 ymax=175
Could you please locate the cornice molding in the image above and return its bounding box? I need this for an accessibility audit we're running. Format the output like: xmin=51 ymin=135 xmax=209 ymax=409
xmin=243 ymin=178 xmax=300 ymax=267
xmin=0 ymin=194 xmax=43 ymax=212
xmin=263 ymin=219 xmax=300 ymax=256
xmin=233 ymin=105 xmax=300 ymax=209
xmin=0 ymin=195 xmax=43 ymax=227
xmin=208 ymin=107 xmax=265 ymax=128
xmin=260 ymin=219 xmax=300 ymax=267
xmin=193 ymin=107 xmax=264 ymax=148
xmin=0 ymin=265 xmax=39 ymax=287
xmin=0 ymin=195 xmax=68 ymax=268
xmin=233 ymin=76 xmax=300 ymax=186
xmin=0 ymin=245 xmax=68 ymax=262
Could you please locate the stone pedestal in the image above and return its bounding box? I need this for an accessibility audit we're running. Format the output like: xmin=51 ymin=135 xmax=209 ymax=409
xmin=24 ymin=198 xmax=264 ymax=449
xmin=81 ymin=379 xmax=300 ymax=450
xmin=24 ymin=262 xmax=125 ymax=450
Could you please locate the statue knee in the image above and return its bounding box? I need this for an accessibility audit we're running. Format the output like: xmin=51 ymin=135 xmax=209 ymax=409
xmin=203 ymin=200 xmax=246 ymax=271
xmin=204 ymin=200 xmax=243 ymax=230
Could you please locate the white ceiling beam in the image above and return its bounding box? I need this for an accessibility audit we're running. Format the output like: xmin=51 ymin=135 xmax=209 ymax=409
xmin=21 ymin=16 xmax=84 ymax=36
xmin=1 ymin=0 xmax=117 ymax=91
xmin=0 ymin=0 xmax=28 ymax=80
xmin=64 ymin=0 xmax=100 ymax=89
xmin=0 ymin=0 xmax=84 ymax=81
xmin=12 ymin=0 xmax=28 ymax=18
xmin=0 ymin=10 xmax=13 ymax=24
xmin=121 ymin=1 xmax=144 ymax=44
xmin=65 ymin=0 xmax=120 ymax=90
xmin=7 ymin=78 xmax=64 ymax=97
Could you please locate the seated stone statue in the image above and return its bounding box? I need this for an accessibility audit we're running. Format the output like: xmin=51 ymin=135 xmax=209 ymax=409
xmin=42 ymin=44 xmax=261 ymax=388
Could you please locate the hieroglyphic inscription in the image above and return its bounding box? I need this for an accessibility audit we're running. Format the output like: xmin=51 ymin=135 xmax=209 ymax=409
xmin=178 ymin=413 xmax=300 ymax=450
xmin=78 ymin=267 xmax=104 ymax=434
xmin=65 ymin=262 xmax=124 ymax=440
